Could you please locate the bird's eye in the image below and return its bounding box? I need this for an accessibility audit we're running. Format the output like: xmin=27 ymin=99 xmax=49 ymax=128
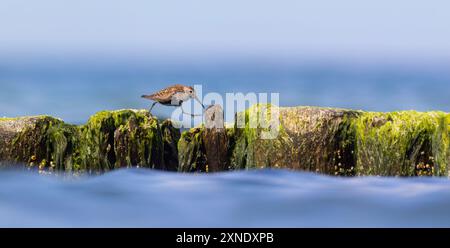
xmin=189 ymin=90 xmax=193 ymax=93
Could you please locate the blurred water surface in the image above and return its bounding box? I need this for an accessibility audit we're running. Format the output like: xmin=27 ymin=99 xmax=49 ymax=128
xmin=1 ymin=57 xmax=450 ymax=123
xmin=1 ymin=168 xmax=450 ymax=227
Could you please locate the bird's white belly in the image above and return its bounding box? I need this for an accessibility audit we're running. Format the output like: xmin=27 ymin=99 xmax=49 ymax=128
xmin=171 ymin=92 xmax=190 ymax=106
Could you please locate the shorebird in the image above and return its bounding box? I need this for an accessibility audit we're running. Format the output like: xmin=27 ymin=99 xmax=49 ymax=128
xmin=141 ymin=84 xmax=205 ymax=116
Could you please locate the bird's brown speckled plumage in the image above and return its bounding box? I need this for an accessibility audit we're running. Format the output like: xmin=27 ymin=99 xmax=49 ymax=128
xmin=142 ymin=84 xmax=203 ymax=116
xmin=142 ymin=84 xmax=193 ymax=103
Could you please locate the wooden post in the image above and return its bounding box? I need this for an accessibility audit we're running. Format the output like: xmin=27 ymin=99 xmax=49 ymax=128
xmin=202 ymin=105 xmax=229 ymax=172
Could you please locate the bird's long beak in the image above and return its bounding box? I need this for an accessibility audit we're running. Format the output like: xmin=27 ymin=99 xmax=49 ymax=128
xmin=194 ymin=95 xmax=205 ymax=109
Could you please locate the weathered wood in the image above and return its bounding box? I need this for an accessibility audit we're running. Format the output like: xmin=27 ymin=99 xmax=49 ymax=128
xmin=0 ymin=110 xmax=181 ymax=172
xmin=178 ymin=127 xmax=206 ymax=172
xmin=203 ymin=105 xmax=229 ymax=172
xmin=161 ymin=120 xmax=181 ymax=171
xmin=179 ymin=105 xmax=450 ymax=176
xmin=1 ymin=105 xmax=450 ymax=176
xmin=177 ymin=105 xmax=229 ymax=173
xmin=229 ymin=105 xmax=450 ymax=176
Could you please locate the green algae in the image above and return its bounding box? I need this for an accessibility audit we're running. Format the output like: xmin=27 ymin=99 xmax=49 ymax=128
xmin=0 ymin=117 xmax=25 ymax=122
xmin=161 ymin=120 xmax=181 ymax=171
xmin=178 ymin=127 xmax=207 ymax=172
xmin=79 ymin=109 xmax=163 ymax=171
xmin=1 ymin=116 xmax=83 ymax=171
xmin=10 ymin=116 xmax=65 ymax=167
xmin=228 ymin=105 xmax=450 ymax=176
xmin=230 ymin=104 xmax=361 ymax=175
xmin=353 ymin=111 xmax=450 ymax=176
xmin=46 ymin=122 xmax=81 ymax=171
xmin=1 ymin=106 xmax=450 ymax=176
xmin=332 ymin=113 xmax=360 ymax=176
xmin=230 ymin=104 xmax=294 ymax=170
xmin=281 ymin=106 xmax=360 ymax=174
xmin=1 ymin=110 xmax=178 ymax=172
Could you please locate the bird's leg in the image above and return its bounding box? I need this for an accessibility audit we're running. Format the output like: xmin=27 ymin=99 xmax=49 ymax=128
xmin=149 ymin=102 xmax=158 ymax=115
xmin=181 ymin=105 xmax=202 ymax=117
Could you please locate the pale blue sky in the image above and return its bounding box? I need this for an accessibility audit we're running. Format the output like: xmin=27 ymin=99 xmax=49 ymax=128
xmin=1 ymin=0 xmax=449 ymax=59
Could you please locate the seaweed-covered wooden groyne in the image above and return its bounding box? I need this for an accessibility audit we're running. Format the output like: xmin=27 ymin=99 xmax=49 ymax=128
xmin=1 ymin=105 xmax=449 ymax=176
xmin=0 ymin=110 xmax=178 ymax=172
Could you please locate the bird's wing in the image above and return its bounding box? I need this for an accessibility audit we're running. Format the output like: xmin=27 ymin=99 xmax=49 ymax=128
xmin=142 ymin=84 xmax=185 ymax=102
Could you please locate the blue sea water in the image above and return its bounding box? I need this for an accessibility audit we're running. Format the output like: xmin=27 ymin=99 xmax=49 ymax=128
xmin=1 ymin=56 xmax=450 ymax=227
xmin=1 ymin=57 xmax=450 ymax=123
xmin=1 ymin=168 xmax=450 ymax=227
